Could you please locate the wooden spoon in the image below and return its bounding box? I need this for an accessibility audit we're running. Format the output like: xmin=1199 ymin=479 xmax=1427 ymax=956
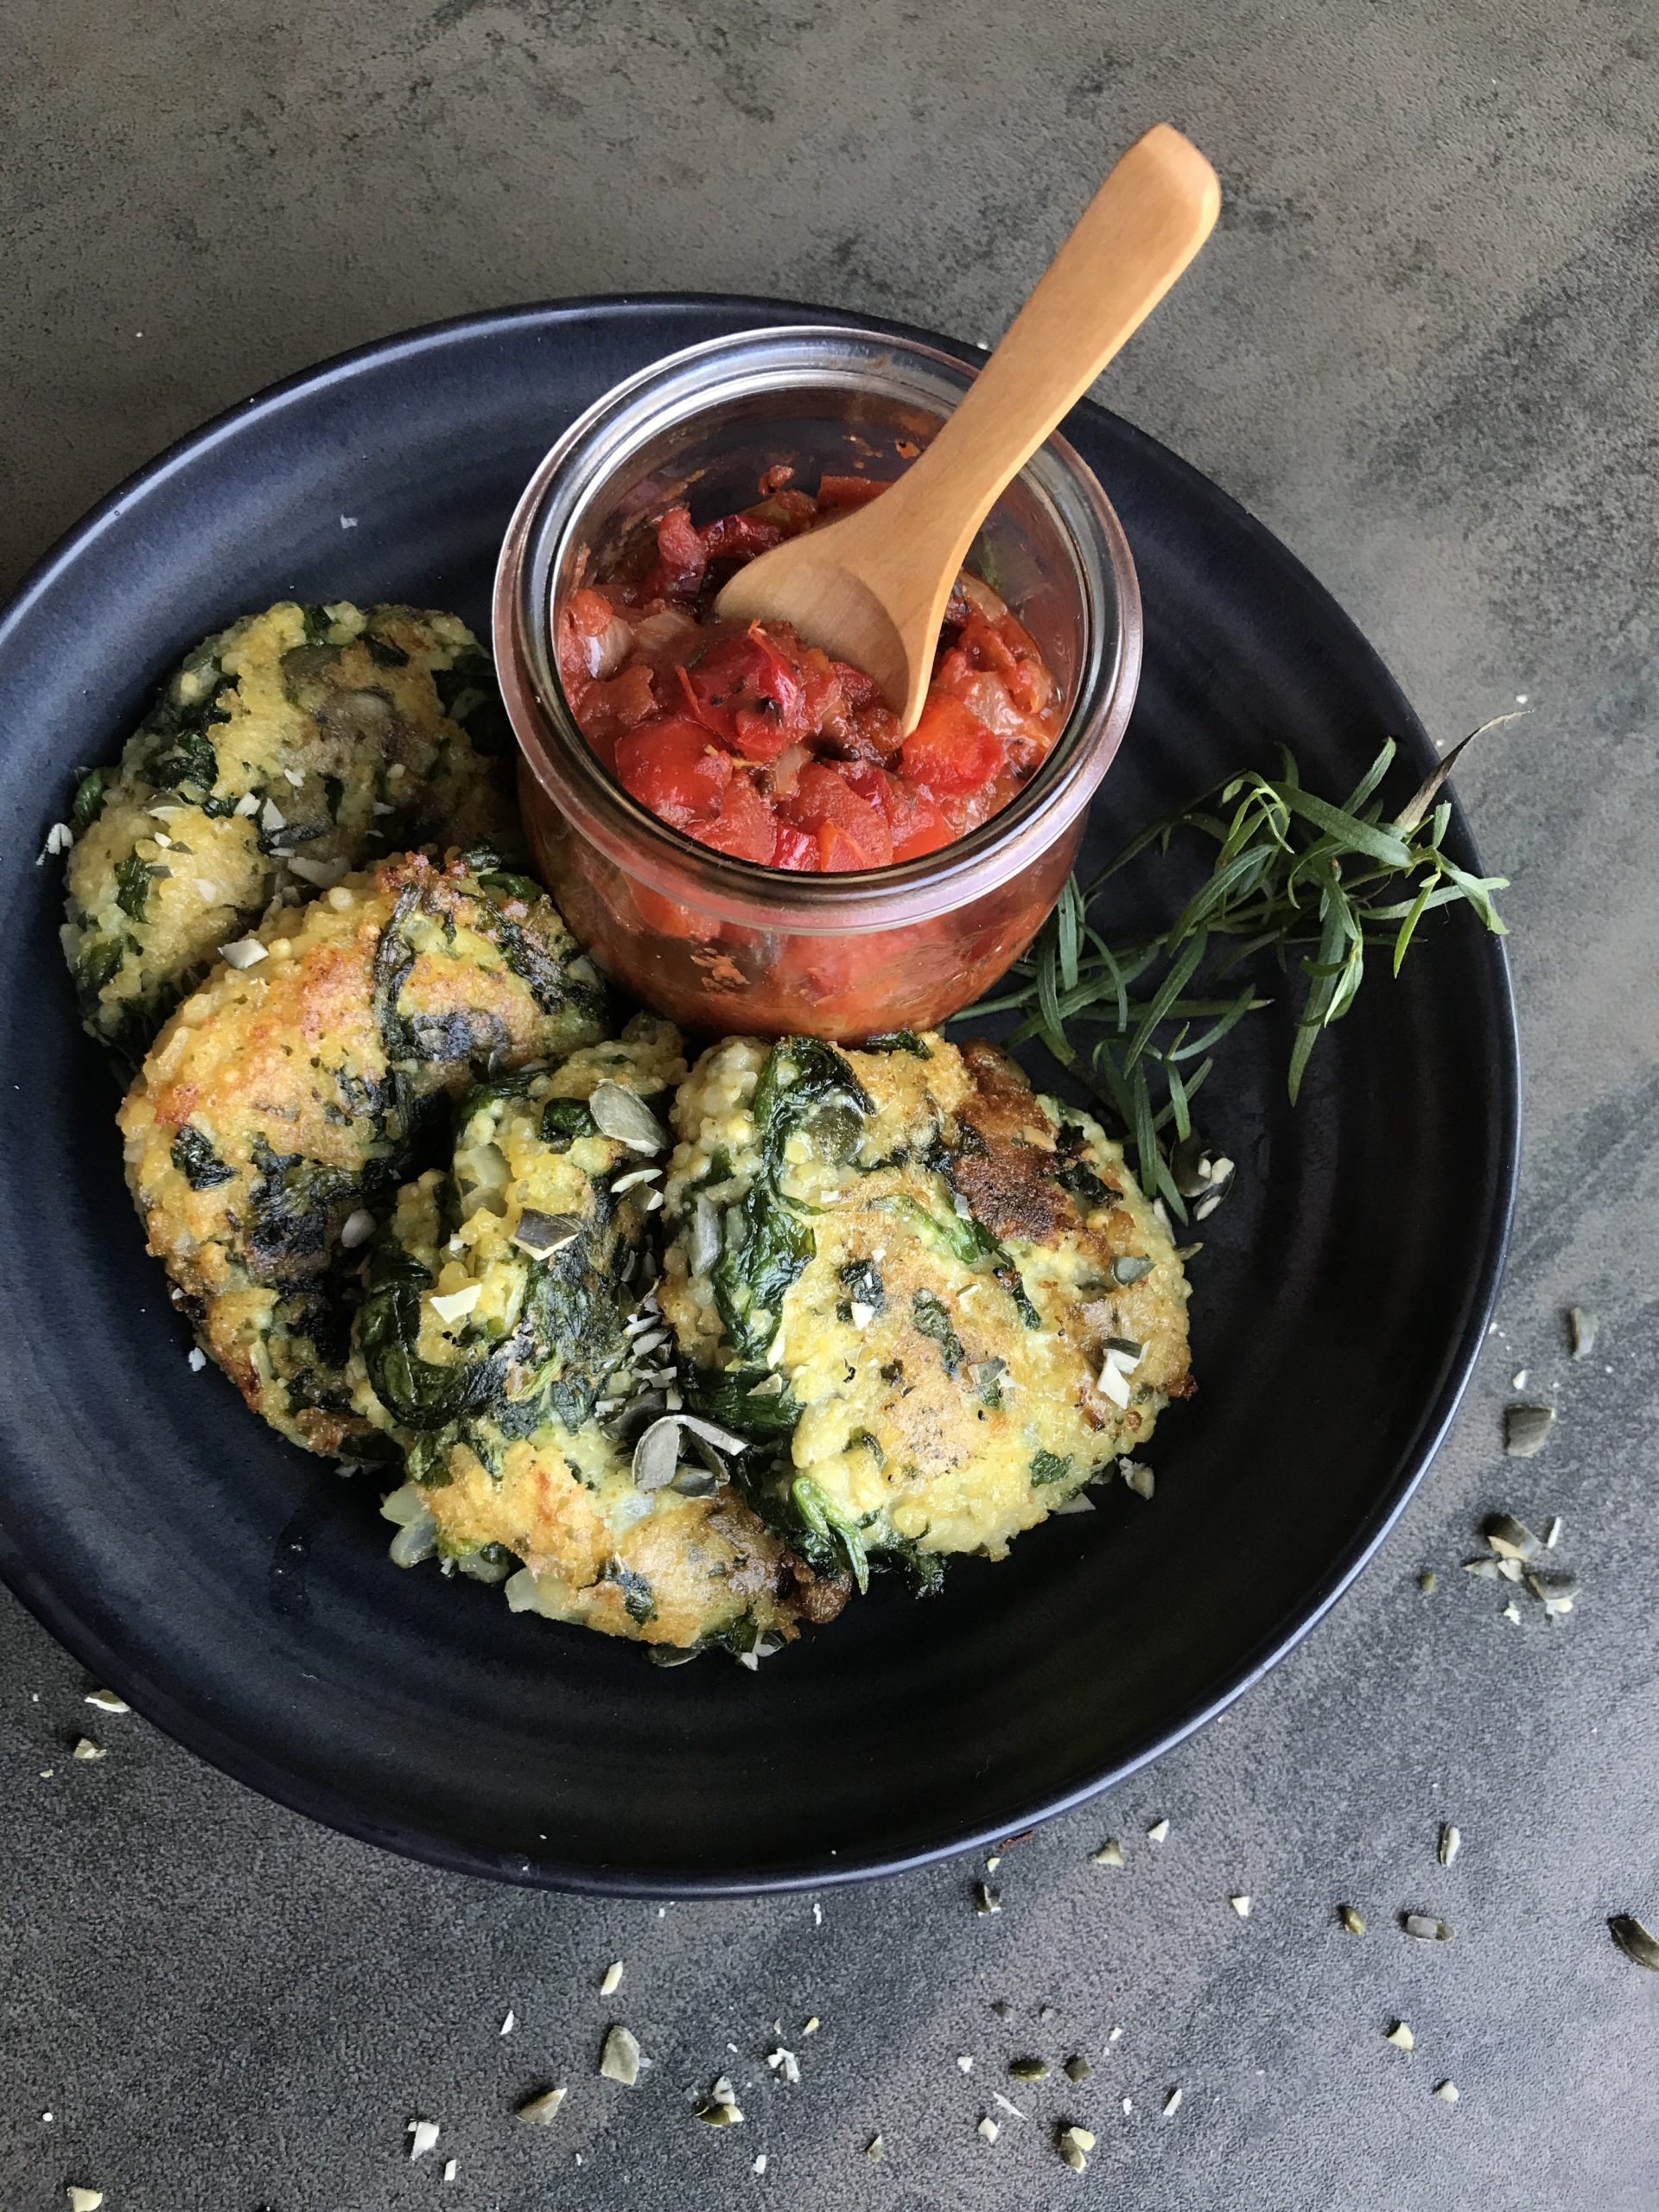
xmin=715 ymin=124 xmax=1221 ymax=732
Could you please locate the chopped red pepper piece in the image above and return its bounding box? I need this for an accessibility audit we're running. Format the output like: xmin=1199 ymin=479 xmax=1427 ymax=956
xmin=899 ymin=694 xmax=1005 ymax=794
xmin=613 ymin=716 xmax=732 ymax=825
xmin=686 ymin=772 xmax=779 ymax=865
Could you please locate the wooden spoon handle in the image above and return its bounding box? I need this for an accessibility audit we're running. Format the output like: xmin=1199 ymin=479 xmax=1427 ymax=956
xmin=886 ymin=124 xmax=1220 ymax=575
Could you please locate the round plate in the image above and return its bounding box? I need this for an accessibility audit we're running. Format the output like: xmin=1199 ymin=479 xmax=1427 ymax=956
xmin=0 ymin=297 xmax=1518 ymax=1894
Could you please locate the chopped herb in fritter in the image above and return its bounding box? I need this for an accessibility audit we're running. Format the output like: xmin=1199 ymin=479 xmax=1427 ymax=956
xmin=169 ymin=1125 xmax=235 ymax=1190
xmin=912 ymin=1288 xmax=966 ymax=1376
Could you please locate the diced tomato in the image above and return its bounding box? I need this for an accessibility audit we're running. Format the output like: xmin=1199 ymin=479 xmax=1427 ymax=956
xmin=817 ymin=821 xmax=871 ymax=871
xmin=882 ymin=776 xmax=955 ymax=861
xmin=639 ymin=504 xmax=708 ymax=601
xmin=680 ymin=626 xmax=809 ymax=763
xmin=817 ymin=474 xmax=890 ymax=510
xmin=697 ymin=512 xmax=786 ymax=562
xmin=564 ymin=587 xmax=621 ymax=640
xmin=899 ymin=694 xmax=1004 ymax=794
xmin=686 ymin=772 xmax=779 ymax=866
xmin=771 ymin=823 xmax=818 ymax=871
xmin=613 ymin=716 xmax=732 ymax=825
xmin=783 ymin=760 xmax=893 ymax=868
xmin=571 ymin=662 xmax=658 ymax=749
xmin=830 ymin=658 xmax=888 ymax=713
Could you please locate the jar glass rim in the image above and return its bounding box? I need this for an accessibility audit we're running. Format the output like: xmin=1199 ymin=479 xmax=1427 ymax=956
xmin=494 ymin=325 xmax=1142 ymax=931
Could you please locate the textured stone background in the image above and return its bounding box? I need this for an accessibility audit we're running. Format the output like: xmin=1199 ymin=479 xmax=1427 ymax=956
xmin=2 ymin=3 xmax=1656 ymax=2208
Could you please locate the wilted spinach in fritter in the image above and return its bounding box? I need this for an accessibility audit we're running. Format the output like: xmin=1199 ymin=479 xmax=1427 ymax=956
xmin=711 ymin=1039 xmax=874 ymax=1360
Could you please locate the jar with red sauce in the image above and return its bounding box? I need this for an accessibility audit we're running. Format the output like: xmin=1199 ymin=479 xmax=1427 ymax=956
xmin=493 ymin=327 xmax=1141 ymax=1039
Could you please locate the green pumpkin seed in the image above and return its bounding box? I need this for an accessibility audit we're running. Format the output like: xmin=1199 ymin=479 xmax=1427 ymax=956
xmin=1610 ymin=1915 xmax=1659 ymax=1970
xmin=1503 ymin=1404 xmax=1554 ymax=1458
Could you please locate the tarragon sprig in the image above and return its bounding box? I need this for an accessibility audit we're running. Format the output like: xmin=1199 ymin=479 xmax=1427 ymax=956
xmin=957 ymin=730 xmax=1510 ymax=1219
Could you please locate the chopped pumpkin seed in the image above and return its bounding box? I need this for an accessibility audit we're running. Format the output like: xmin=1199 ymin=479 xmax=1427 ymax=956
xmin=1503 ymin=1404 xmax=1554 ymax=1458
xmin=1438 ymin=1824 xmax=1462 ymax=1866
xmin=600 ymin=2024 xmax=643 ymax=2085
xmin=1609 ymin=1915 xmax=1659 ymax=1970
xmin=516 ymin=2087 xmax=567 ymax=2126
xmin=1338 ymin=1905 xmax=1366 ymax=1935
xmin=1092 ymin=1839 xmax=1125 ymax=1867
xmin=1384 ymin=2021 xmax=1414 ymax=2050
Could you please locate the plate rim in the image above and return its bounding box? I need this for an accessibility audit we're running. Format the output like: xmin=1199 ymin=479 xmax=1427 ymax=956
xmin=0 ymin=291 xmax=1522 ymax=1895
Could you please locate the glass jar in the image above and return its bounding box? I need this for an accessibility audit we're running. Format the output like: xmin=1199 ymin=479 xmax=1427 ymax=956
xmin=493 ymin=327 xmax=1141 ymax=1039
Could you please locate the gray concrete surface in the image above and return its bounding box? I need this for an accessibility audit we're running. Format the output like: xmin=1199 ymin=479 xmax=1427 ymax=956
xmin=3 ymin=3 xmax=1656 ymax=2207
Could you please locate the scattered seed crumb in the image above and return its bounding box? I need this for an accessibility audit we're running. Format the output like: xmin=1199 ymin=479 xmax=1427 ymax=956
xmin=1122 ymin=2096 xmax=1133 ymax=2115
xmin=753 ymin=2153 xmax=767 ymax=2174
xmin=992 ymin=2093 xmax=1027 ymax=2120
xmin=1163 ymin=2088 xmax=1183 ymax=2116
xmin=1501 ymin=1600 xmax=1522 ymax=1624
xmin=1147 ymin=1818 xmax=1170 ymax=1844
xmin=38 ymin=1769 xmax=54 ymax=1779
xmin=1402 ymin=1913 xmax=1454 ymax=1942
xmin=600 ymin=1960 xmax=624 ymax=1996
xmin=442 ymin=2158 xmax=458 ymax=2183
xmin=1609 ymin=1915 xmax=1659 ymax=1969
xmin=1544 ymin=1516 xmax=1562 ymax=1548
xmin=766 ymin=2046 xmax=801 ymax=2085
xmin=517 ymin=2086 xmax=568 ymax=2126
xmin=696 ymin=2075 xmax=744 ymax=2126
xmin=804 ymin=2016 xmax=820 ymax=2034
xmin=1230 ymin=1894 xmax=1252 ymax=1917
xmin=1503 ymin=1403 xmax=1554 ymax=1457
xmin=1108 ymin=2025 xmax=1123 ymax=2044
xmin=1339 ymin=1906 xmax=1366 ymax=1935
xmin=865 ymin=2133 xmax=883 ymax=2161
xmin=67 ymin=2191 xmax=104 ymax=2212
xmin=1384 ymin=2021 xmax=1414 ymax=2050
xmin=1433 ymin=2080 xmax=1459 ymax=2104
xmin=600 ymin=2024 xmax=644 ymax=2085
xmin=1039 ymin=2004 xmax=1057 ymax=2023
xmin=500 ymin=2008 xmax=516 ymax=2035
xmin=957 ymin=2056 xmax=974 ymax=2073
xmin=978 ymin=2116 xmax=1000 ymax=2142
xmin=1417 ymin=1569 xmax=1437 ymax=1593
xmin=84 ymin=1688 xmax=129 ymax=1714
xmin=1064 ymin=2055 xmax=1090 ymax=2082
xmin=408 ymin=2118 xmax=441 ymax=2160
xmin=1439 ymin=1823 xmax=1462 ymax=1866
xmin=72 ymin=1738 xmax=105 ymax=1762
xmin=974 ymin=1881 xmax=1002 ymax=1916
xmin=1511 ymin=1368 xmax=1529 ymax=1389
xmin=1058 ymin=2123 xmax=1095 ymax=2171
xmin=1567 ymin=1307 xmax=1598 ymax=1359
xmin=985 ymin=1853 xmax=1001 ymax=1872
xmin=1091 ymin=1839 xmax=1125 ymax=1866
xmin=811 ymin=1903 xmax=823 ymax=1927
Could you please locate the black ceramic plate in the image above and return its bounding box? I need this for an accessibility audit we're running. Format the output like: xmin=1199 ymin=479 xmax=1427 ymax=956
xmin=0 ymin=297 xmax=1517 ymax=1894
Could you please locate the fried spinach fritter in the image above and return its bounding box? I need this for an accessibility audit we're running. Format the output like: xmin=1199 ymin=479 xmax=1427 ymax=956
xmin=353 ymin=1021 xmax=838 ymax=1651
xmin=660 ymin=1033 xmax=1193 ymax=1590
xmin=65 ymin=601 xmax=520 ymax=1056
xmin=118 ymin=851 xmax=609 ymax=1456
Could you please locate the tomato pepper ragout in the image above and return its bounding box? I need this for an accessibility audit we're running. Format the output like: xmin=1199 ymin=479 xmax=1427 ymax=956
xmin=556 ymin=474 xmax=1065 ymax=873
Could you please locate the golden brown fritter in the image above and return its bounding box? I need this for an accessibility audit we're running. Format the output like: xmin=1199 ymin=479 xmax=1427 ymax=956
xmin=118 ymin=851 xmax=610 ymax=1456
xmin=659 ymin=1033 xmax=1192 ymax=1587
xmin=64 ymin=601 xmax=521 ymax=1056
xmin=358 ymin=1022 xmax=838 ymax=1653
